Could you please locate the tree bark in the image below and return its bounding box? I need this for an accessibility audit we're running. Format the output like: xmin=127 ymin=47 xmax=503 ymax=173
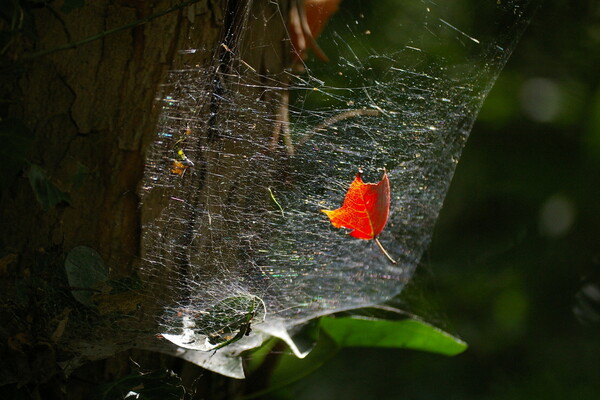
xmin=1 ymin=0 xmax=290 ymax=396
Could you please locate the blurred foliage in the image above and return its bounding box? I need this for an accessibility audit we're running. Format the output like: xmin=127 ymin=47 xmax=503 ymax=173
xmin=273 ymin=0 xmax=600 ymax=399
xmin=2 ymin=0 xmax=597 ymax=398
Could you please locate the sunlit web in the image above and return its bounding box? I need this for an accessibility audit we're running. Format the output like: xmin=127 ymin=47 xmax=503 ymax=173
xmin=139 ymin=0 xmax=537 ymax=353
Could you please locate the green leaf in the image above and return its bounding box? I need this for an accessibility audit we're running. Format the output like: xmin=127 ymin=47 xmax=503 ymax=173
xmin=28 ymin=164 xmax=71 ymax=210
xmin=0 ymin=119 xmax=34 ymax=191
xmin=64 ymin=246 xmax=108 ymax=307
xmin=320 ymin=316 xmax=467 ymax=356
xmin=244 ymin=337 xmax=280 ymax=374
xmin=243 ymin=333 xmax=340 ymax=399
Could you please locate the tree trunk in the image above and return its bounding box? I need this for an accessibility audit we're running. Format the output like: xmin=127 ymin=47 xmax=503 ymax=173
xmin=1 ymin=0 xmax=289 ymax=397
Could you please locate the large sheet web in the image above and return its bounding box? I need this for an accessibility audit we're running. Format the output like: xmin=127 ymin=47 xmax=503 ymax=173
xmin=139 ymin=0 xmax=536 ymax=356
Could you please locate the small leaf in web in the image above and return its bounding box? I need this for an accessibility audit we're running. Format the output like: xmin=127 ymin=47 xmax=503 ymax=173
xmin=161 ymin=294 xmax=266 ymax=352
xmin=322 ymin=169 xmax=396 ymax=263
xmin=170 ymin=127 xmax=194 ymax=176
xmin=170 ymin=159 xmax=192 ymax=176
xmin=322 ymin=169 xmax=390 ymax=240
xmin=201 ymin=295 xmax=262 ymax=350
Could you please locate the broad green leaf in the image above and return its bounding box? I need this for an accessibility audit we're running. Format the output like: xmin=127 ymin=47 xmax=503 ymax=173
xmin=244 ymin=337 xmax=279 ymax=374
xmin=64 ymin=246 xmax=108 ymax=307
xmin=243 ymin=332 xmax=340 ymax=399
xmin=320 ymin=316 xmax=467 ymax=356
xmin=28 ymin=164 xmax=71 ymax=210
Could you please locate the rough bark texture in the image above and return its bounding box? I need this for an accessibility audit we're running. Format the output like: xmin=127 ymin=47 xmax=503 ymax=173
xmin=0 ymin=0 xmax=290 ymax=397
xmin=2 ymin=0 xmax=223 ymax=278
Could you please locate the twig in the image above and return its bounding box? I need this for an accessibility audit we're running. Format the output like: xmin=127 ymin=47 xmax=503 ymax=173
xmin=271 ymin=90 xmax=295 ymax=155
xmin=295 ymin=0 xmax=329 ymax=62
xmin=296 ymin=109 xmax=381 ymax=148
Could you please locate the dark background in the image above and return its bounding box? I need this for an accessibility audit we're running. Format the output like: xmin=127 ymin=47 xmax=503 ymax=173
xmin=282 ymin=1 xmax=600 ymax=398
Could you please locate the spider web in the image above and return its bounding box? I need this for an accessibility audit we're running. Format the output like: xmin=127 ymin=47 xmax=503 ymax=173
xmin=139 ymin=0 xmax=537 ymax=361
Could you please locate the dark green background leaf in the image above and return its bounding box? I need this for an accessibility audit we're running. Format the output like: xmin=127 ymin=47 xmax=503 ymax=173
xmin=61 ymin=0 xmax=86 ymax=13
xmin=64 ymin=245 xmax=108 ymax=307
xmin=0 ymin=119 xmax=34 ymax=191
xmin=28 ymin=164 xmax=71 ymax=209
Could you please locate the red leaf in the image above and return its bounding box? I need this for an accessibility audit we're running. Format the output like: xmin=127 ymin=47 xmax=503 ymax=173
xmin=289 ymin=0 xmax=342 ymax=63
xmin=304 ymin=0 xmax=342 ymax=43
xmin=322 ymin=170 xmax=390 ymax=240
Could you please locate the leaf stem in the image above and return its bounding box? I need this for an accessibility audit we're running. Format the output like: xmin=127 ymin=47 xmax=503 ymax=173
xmin=374 ymin=237 xmax=397 ymax=264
